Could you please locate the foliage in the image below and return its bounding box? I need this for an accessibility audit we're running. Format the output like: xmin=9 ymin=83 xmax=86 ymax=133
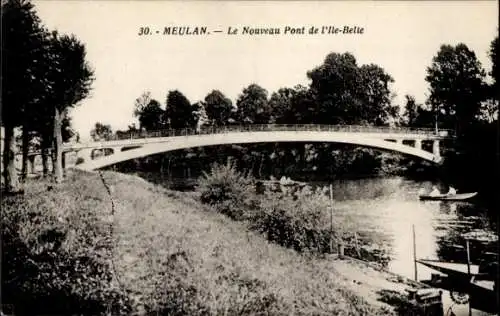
xmin=268 ymin=87 xmax=297 ymax=123
xmin=2 ymin=0 xmax=47 ymax=191
xmin=1 ymin=0 xmax=47 ymax=128
xmin=133 ymin=91 xmax=152 ymax=118
xmin=198 ymin=161 xmax=257 ymax=220
xmin=197 ymin=162 xmax=391 ymax=262
xmin=267 ymin=85 xmax=318 ymax=124
xmin=235 ymin=84 xmax=270 ymax=124
xmin=165 ymin=90 xmax=197 ymax=129
xmin=489 ymin=36 xmax=499 ymax=94
xmin=254 ymin=188 xmax=335 ymax=253
xmin=204 ymin=90 xmax=234 ymax=126
xmin=425 ymin=43 xmax=486 ymax=135
xmin=136 ymin=98 xmax=165 ymax=131
xmin=307 ymin=52 xmax=396 ymax=125
xmin=191 ymin=101 xmax=208 ymax=130
xmin=90 ymin=122 xmax=113 ymax=141
xmin=44 ymin=31 xmax=94 ymax=113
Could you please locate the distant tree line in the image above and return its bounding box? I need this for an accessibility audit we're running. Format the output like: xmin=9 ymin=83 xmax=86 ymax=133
xmin=2 ymin=0 xmax=94 ymax=193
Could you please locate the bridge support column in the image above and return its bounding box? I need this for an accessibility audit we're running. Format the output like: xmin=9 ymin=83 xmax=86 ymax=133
xmin=432 ymin=140 xmax=441 ymax=158
xmin=414 ymin=139 xmax=422 ymax=150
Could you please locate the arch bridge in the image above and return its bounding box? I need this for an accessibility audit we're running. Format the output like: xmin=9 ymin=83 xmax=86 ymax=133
xmin=60 ymin=124 xmax=453 ymax=171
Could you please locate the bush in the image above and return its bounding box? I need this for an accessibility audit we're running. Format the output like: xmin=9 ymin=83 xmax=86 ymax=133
xmin=198 ymin=161 xmax=257 ymax=220
xmin=199 ymin=163 xmax=340 ymax=254
xmin=254 ymin=188 xmax=336 ymax=253
xmin=198 ymin=165 xmax=392 ymax=264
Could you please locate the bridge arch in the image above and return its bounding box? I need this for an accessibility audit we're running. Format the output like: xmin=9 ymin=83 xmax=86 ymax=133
xmin=72 ymin=128 xmax=446 ymax=171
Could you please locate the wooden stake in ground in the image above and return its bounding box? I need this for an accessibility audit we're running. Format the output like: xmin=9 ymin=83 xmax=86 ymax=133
xmin=330 ymin=184 xmax=334 ymax=254
xmin=413 ymin=224 xmax=418 ymax=281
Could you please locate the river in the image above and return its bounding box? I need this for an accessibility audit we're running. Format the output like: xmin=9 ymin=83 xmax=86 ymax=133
xmin=320 ymin=177 xmax=497 ymax=280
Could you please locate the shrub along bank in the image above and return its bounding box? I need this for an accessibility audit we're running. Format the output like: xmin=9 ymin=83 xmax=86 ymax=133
xmin=2 ymin=169 xmax=394 ymax=315
xmin=198 ymin=162 xmax=391 ymax=263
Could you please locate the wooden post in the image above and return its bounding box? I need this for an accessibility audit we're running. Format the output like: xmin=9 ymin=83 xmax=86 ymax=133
xmin=329 ymin=184 xmax=334 ymax=254
xmin=466 ymin=240 xmax=471 ymax=277
xmin=467 ymin=240 xmax=472 ymax=316
xmin=413 ymin=224 xmax=418 ymax=281
xmin=354 ymin=232 xmax=361 ymax=257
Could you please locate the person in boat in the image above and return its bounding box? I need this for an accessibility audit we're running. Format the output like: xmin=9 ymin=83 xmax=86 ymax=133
xmin=447 ymin=186 xmax=457 ymax=195
xmin=429 ymin=186 xmax=440 ymax=196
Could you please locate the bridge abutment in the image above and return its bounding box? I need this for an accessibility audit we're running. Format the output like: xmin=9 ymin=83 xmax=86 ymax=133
xmin=432 ymin=140 xmax=441 ymax=158
xmin=414 ymin=140 xmax=422 ymax=150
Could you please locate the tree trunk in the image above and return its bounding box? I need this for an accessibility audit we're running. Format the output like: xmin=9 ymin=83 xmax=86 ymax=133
xmin=53 ymin=107 xmax=63 ymax=183
xmin=28 ymin=155 xmax=36 ymax=175
xmin=3 ymin=125 xmax=22 ymax=193
xmin=21 ymin=123 xmax=30 ymax=180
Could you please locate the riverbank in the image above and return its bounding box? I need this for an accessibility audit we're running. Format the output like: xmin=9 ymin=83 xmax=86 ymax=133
xmin=2 ymin=169 xmax=437 ymax=315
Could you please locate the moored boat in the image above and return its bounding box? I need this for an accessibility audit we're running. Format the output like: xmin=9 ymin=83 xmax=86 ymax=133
xmin=417 ymin=258 xmax=498 ymax=313
xmin=416 ymin=259 xmax=481 ymax=278
xmin=419 ymin=192 xmax=477 ymax=201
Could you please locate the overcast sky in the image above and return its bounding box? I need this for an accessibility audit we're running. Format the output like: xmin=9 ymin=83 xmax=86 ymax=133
xmin=33 ymin=1 xmax=498 ymax=140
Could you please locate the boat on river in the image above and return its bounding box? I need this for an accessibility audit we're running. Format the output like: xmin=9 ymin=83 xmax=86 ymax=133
xmin=417 ymin=259 xmax=498 ymax=313
xmin=416 ymin=259 xmax=482 ymax=278
xmin=419 ymin=192 xmax=477 ymax=201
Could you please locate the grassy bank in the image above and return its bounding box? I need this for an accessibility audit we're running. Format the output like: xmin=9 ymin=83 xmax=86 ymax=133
xmin=2 ymin=169 xmax=399 ymax=315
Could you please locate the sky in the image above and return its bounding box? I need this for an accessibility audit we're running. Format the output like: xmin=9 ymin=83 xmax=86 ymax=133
xmin=33 ymin=1 xmax=498 ymax=140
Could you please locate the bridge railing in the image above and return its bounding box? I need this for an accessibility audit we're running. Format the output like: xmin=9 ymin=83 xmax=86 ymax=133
xmin=110 ymin=124 xmax=452 ymax=141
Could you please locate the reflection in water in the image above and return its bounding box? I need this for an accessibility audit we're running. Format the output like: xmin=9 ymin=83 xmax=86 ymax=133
xmin=324 ymin=177 xmax=497 ymax=281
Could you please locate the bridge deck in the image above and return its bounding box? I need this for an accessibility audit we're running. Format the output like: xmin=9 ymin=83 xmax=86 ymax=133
xmin=64 ymin=124 xmax=453 ymax=150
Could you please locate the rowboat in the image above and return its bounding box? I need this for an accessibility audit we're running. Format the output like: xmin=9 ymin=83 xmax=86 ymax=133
xmin=419 ymin=192 xmax=477 ymax=201
xmin=416 ymin=259 xmax=481 ymax=278
xmin=417 ymin=259 xmax=498 ymax=313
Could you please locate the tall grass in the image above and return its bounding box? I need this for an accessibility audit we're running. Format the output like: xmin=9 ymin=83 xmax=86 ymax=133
xmin=1 ymin=171 xmax=131 ymax=315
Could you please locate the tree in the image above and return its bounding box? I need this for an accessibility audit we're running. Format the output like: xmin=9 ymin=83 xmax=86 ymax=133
xmin=235 ymin=84 xmax=270 ymax=124
xmin=357 ymin=64 xmax=397 ymax=125
xmin=489 ymin=36 xmax=499 ymax=94
xmin=402 ymin=95 xmax=421 ymax=126
xmin=90 ymin=122 xmax=113 ymax=141
xmin=268 ymin=87 xmax=295 ymax=123
xmin=135 ymin=99 xmax=165 ymax=131
xmin=477 ymin=36 xmax=499 ymax=123
xmin=204 ymin=90 xmax=233 ymax=126
xmin=133 ymin=91 xmax=152 ymax=129
xmin=165 ymin=90 xmax=196 ymax=129
xmin=425 ymin=43 xmax=486 ymax=135
xmin=307 ymin=52 xmax=396 ymax=125
xmin=44 ymin=31 xmax=94 ymax=183
xmin=2 ymin=0 xmax=47 ymax=192
xmin=192 ymin=101 xmax=208 ymax=131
